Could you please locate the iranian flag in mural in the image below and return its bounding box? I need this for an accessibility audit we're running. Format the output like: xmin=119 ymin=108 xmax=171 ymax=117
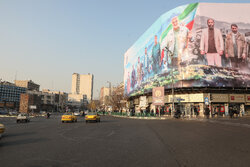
xmin=124 ymin=3 xmax=250 ymax=97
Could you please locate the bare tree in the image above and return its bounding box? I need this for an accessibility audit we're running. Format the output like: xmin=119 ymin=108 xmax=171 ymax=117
xmin=109 ymin=83 xmax=127 ymax=111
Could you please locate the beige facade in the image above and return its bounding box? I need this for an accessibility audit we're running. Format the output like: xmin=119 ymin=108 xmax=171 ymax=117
xmin=27 ymin=89 xmax=68 ymax=112
xmin=68 ymin=94 xmax=84 ymax=102
xmin=100 ymin=87 xmax=110 ymax=104
xmin=131 ymin=92 xmax=250 ymax=116
xmin=42 ymin=89 xmax=68 ymax=110
xmin=15 ymin=80 xmax=40 ymax=91
xmin=71 ymin=73 xmax=93 ymax=101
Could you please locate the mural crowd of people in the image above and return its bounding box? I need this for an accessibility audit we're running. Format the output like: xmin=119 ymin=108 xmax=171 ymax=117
xmin=126 ymin=16 xmax=250 ymax=94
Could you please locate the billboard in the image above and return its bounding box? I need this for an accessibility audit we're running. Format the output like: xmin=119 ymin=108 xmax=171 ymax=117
xmin=152 ymin=87 xmax=165 ymax=106
xmin=124 ymin=3 xmax=250 ymax=96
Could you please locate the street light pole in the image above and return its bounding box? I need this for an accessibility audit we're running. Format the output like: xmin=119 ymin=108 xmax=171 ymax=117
xmin=165 ymin=46 xmax=175 ymax=115
xmin=107 ymin=81 xmax=112 ymax=111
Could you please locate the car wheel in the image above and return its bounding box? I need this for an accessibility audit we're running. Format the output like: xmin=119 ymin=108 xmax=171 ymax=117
xmin=86 ymin=120 xmax=88 ymax=123
xmin=16 ymin=120 xmax=19 ymax=123
xmin=62 ymin=121 xmax=64 ymax=123
xmin=75 ymin=119 xmax=77 ymax=123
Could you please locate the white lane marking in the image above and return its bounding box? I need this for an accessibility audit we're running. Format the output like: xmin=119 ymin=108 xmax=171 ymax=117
xmin=107 ymin=130 xmax=114 ymax=137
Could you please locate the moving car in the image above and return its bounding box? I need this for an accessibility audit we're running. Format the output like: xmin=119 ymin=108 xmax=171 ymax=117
xmin=40 ymin=111 xmax=47 ymax=116
xmin=0 ymin=123 xmax=5 ymax=138
xmin=85 ymin=112 xmax=100 ymax=123
xmin=61 ymin=113 xmax=77 ymax=123
xmin=16 ymin=113 xmax=30 ymax=123
xmin=74 ymin=111 xmax=80 ymax=116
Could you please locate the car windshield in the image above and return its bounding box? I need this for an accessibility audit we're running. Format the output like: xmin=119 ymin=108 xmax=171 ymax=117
xmin=64 ymin=113 xmax=73 ymax=115
xmin=18 ymin=114 xmax=27 ymax=116
xmin=87 ymin=112 xmax=97 ymax=115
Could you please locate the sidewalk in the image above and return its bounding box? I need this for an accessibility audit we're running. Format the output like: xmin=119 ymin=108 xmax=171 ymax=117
xmin=112 ymin=115 xmax=171 ymax=120
xmin=111 ymin=114 xmax=250 ymax=121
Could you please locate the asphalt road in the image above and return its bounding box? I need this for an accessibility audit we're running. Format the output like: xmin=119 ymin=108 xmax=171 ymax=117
xmin=1 ymin=114 xmax=250 ymax=167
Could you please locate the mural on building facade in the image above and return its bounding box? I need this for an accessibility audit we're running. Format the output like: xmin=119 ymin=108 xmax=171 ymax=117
xmin=124 ymin=3 xmax=250 ymax=96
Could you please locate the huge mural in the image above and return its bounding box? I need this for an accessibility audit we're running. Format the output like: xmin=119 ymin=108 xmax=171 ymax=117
xmin=124 ymin=3 xmax=250 ymax=96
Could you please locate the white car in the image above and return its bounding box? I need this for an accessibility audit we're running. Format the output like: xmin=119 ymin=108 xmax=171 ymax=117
xmin=74 ymin=111 xmax=80 ymax=116
xmin=16 ymin=113 xmax=30 ymax=123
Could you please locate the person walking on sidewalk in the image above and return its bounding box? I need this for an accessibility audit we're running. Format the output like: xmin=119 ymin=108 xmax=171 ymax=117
xmin=204 ymin=106 xmax=210 ymax=119
xmin=194 ymin=106 xmax=198 ymax=117
xmin=229 ymin=107 xmax=234 ymax=118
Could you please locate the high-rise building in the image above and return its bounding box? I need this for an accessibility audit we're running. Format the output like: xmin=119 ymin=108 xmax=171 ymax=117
xmin=100 ymin=87 xmax=111 ymax=105
xmin=70 ymin=73 xmax=94 ymax=101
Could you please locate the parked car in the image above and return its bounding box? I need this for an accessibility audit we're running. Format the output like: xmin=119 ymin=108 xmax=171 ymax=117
xmin=0 ymin=123 xmax=5 ymax=138
xmin=16 ymin=113 xmax=30 ymax=123
xmin=8 ymin=110 xmax=18 ymax=116
xmin=61 ymin=113 xmax=77 ymax=123
xmin=0 ymin=109 xmax=8 ymax=115
xmin=85 ymin=112 xmax=100 ymax=123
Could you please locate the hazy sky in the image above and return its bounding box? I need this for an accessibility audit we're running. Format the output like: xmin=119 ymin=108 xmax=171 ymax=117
xmin=0 ymin=0 xmax=249 ymax=99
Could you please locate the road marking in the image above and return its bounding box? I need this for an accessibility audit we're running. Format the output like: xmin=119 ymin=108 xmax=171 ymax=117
xmin=107 ymin=130 xmax=114 ymax=137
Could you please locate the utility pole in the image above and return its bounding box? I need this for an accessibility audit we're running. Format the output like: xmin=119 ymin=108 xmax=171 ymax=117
xmin=107 ymin=81 xmax=112 ymax=111
xmin=165 ymin=46 xmax=175 ymax=115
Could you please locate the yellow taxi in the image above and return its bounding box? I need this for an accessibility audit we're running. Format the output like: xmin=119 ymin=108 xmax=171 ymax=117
xmin=61 ymin=112 xmax=77 ymax=123
xmin=85 ymin=112 xmax=100 ymax=123
xmin=0 ymin=123 xmax=5 ymax=138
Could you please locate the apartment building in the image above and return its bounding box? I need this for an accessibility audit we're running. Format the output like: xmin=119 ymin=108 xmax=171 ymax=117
xmin=15 ymin=80 xmax=40 ymax=91
xmin=70 ymin=73 xmax=93 ymax=104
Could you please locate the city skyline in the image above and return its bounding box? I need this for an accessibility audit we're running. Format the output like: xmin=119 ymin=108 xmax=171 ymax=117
xmin=0 ymin=0 xmax=248 ymax=99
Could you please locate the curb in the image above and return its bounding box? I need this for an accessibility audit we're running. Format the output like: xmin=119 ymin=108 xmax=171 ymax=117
xmin=111 ymin=115 xmax=250 ymax=121
xmin=0 ymin=115 xmax=16 ymax=118
xmin=112 ymin=115 xmax=170 ymax=120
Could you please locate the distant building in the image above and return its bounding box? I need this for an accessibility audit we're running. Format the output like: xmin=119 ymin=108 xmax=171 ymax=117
xmin=42 ymin=89 xmax=68 ymax=112
xmin=0 ymin=81 xmax=26 ymax=109
xmin=100 ymin=87 xmax=111 ymax=105
xmin=71 ymin=73 xmax=93 ymax=101
xmin=26 ymin=89 xmax=68 ymax=112
xmin=15 ymin=80 xmax=40 ymax=91
xmin=19 ymin=94 xmax=41 ymax=113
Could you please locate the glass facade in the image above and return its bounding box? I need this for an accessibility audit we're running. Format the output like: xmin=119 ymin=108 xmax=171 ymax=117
xmin=0 ymin=85 xmax=27 ymax=103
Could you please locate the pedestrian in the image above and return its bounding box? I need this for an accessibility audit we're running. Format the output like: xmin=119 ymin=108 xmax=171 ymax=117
xmin=229 ymin=107 xmax=234 ymax=118
xmin=140 ymin=109 xmax=143 ymax=116
xmin=156 ymin=108 xmax=159 ymax=116
xmin=194 ymin=106 xmax=198 ymax=117
xmin=204 ymin=106 xmax=210 ymax=119
xmin=174 ymin=107 xmax=181 ymax=119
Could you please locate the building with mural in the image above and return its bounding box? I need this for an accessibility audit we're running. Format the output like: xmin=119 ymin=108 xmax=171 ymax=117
xmin=124 ymin=3 xmax=250 ymax=116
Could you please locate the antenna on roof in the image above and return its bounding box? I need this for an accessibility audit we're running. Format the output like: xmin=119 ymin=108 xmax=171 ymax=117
xmin=14 ymin=71 xmax=17 ymax=81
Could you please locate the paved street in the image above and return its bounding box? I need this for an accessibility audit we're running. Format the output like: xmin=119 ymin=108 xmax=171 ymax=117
xmin=1 ymin=115 xmax=250 ymax=167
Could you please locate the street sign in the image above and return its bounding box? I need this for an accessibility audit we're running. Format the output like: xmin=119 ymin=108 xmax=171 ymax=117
xmin=204 ymin=97 xmax=209 ymax=105
xmin=29 ymin=105 xmax=37 ymax=109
